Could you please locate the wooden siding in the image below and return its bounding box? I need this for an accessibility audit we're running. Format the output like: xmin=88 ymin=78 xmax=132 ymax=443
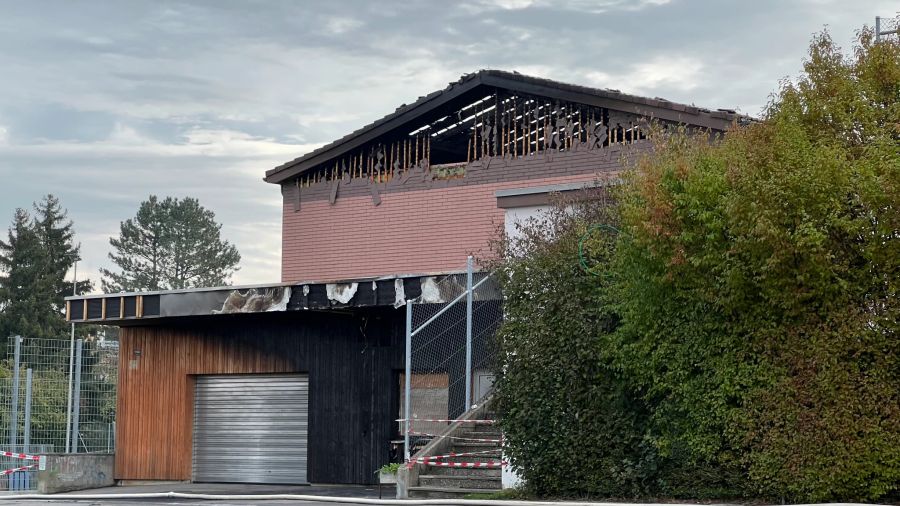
xmin=115 ymin=310 xmax=404 ymax=484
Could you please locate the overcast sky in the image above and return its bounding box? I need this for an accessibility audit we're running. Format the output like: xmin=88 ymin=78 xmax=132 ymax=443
xmin=0 ymin=0 xmax=895 ymax=289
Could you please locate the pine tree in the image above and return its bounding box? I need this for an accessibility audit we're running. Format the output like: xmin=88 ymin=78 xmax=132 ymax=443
xmin=33 ymin=195 xmax=89 ymax=303
xmin=0 ymin=197 xmax=89 ymax=355
xmin=0 ymin=209 xmax=56 ymax=351
xmin=165 ymin=197 xmax=242 ymax=289
xmin=101 ymin=196 xmax=241 ymax=292
xmin=101 ymin=196 xmax=168 ymax=292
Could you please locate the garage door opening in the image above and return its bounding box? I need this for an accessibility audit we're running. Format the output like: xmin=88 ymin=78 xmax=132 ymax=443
xmin=192 ymin=374 xmax=309 ymax=484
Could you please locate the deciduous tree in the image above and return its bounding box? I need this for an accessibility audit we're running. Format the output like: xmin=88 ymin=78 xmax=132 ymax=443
xmin=494 ymin=24 xmax=900 ymax=502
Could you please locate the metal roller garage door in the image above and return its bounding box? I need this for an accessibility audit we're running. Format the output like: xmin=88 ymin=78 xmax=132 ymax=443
xmin=192 ymin=374 xmax=309 ymax=484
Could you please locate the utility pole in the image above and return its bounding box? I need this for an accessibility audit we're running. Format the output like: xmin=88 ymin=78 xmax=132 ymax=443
xmin=876 ymin=16 xmax=899 ymax=43
xmin=64 ymin=257 xmax=77 ymax=453
xmin=464 ymin=255 xmax=473 ymax=412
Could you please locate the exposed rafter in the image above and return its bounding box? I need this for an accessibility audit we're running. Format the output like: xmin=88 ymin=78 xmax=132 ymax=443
xmin=265 ymin=69 xmax=748 ymax=185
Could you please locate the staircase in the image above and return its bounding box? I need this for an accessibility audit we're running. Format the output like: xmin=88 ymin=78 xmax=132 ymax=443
xmin=405 ymin=406 xmax=503 ymax=499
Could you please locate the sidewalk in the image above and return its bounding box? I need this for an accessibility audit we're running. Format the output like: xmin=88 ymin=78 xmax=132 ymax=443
xmin=59 ymin=482 xmax=383 ymax=497
xmin=4 ymin=483 xmax=884 ymax=506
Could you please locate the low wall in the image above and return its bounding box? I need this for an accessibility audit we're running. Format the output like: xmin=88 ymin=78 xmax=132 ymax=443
xmin=37 ymin=453 xmax=115 ymax=494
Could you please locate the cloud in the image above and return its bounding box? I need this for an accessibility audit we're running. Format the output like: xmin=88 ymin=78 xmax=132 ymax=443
xmin=323 ymin=16 xmax=364 ymax=34
xmin=463 ymin=0 xmax=671 ymax=14
xmin=3 ymin=124 xmax=316 ymax=161
xmin=476 ymin=0 xmax=536 ymax=9
xmin=584 ymin=55 xmax=705 ymax=96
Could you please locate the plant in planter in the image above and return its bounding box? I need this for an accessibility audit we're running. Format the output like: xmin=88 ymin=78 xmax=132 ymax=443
xmin=376 ymin=463 xmax=401 ymax=484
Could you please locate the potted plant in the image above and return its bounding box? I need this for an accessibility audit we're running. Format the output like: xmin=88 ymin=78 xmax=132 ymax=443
xmin=376 ymin=462 xmax=401 ymax=484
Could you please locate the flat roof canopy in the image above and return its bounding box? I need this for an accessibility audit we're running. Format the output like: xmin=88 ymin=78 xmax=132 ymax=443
xmin=65 ymin=271 xmax=499 ymax=326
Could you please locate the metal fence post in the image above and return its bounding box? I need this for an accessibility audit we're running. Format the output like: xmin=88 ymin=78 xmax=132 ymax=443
xmin=9 ymin=335 xmax=22 ymax=452
xmin=24 ymin=368 xmax=32 ymax=453
xmin=71 ymin=339 xmax=83 ymax=454
xmin=465 ymin=256 xmax=474 ymax=412
xmin=404 ymin=300 xmax=412 ymax=463
xmin=65 ymin=259 xmax=77 ymax=453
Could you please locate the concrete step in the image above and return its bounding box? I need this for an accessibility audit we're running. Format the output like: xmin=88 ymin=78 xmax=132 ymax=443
xmin=465 ymin=423 xmax=501 ymax=432
xmin=449 ymin=442 xmax=501 ymax=452
xmin=458 ymin=426 xmax=502 ymax=434
xmin=457 ymin=431 xmax=503 ymax=440
xmin=425 ymin=466 xmax=501 ymax=477
xmin=452 ymin=438 xmax=501 ymax=445
xmin=437 ymin=447 xmax=502 ymax=455
xmin=423 ymin=451 xmax=502 ymax=463
xmin=419 ymin=457 xmax=501 ymax=466
xmin=419 ymin=474 xmax=501 ymax=490
xmin=408 ymin=486 xmax=501 ymax=499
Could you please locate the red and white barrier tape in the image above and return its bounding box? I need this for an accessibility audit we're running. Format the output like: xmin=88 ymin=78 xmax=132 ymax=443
xmin=423 ymin=461 xmax=506 ymax=468
xmin=0 ymin=450 xmax=41 ymax=461
xmin=398 ymin=418 xmax=496 ymax=425
xmin=406 ymin=430 xmax=501 ymax=443
xmin=413 ymin=449 xmax=498 ymax=462
xmin=1 ymin=464 xmax=36 ymax=476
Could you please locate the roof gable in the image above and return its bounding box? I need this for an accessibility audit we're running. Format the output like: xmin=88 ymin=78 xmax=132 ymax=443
xmin=265 ymin=69 xmax=746 ymax=185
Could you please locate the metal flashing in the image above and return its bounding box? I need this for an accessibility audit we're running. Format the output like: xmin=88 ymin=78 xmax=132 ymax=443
xmin=494 ymin=179 xmax=620 ymax=198
xmin=64 ymin=270 xmax=500 ymax=326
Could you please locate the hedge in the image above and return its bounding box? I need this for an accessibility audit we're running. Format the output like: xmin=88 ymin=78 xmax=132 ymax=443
xmin=492 ymin=25 xmax=900 ymax=502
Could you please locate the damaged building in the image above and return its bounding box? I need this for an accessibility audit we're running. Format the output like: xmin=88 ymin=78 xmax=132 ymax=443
xmin=66 ymin=70 xmax=743 ymax=486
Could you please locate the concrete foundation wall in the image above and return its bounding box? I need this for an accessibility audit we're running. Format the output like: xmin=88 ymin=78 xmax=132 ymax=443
xmin=37 ymin=453 xmax=115 ymax=494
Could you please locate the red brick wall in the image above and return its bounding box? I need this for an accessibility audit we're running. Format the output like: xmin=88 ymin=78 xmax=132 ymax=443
xmin=279 ymin=144 xmax=646 ymax=282
xmin=282 ymin=172 xmax=614 ymax=282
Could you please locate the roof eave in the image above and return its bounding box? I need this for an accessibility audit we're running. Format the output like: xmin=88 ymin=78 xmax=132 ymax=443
xmin=66 ymin=270 xmax=500 ymax=326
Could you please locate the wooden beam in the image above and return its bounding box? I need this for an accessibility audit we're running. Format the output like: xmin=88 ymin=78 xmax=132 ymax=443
xmin=266 ymin=71 xmax=738 ymax=186
xmin=264 ymin=76 xmax=485 ymax=183
xmin=66 ymin=300 xmax=71 ymax=322
xmin=101 ymin=298 xmax=107 ymax=320
xmin=137 ymin=295 xmax=143 ymax=318
xmin=82 ymin=299 xmax=88 ymax=321
xmin=479 ymin=74 xmax=734 ymax=132
xmin=120 ymin=296 xmax=125 ymax=319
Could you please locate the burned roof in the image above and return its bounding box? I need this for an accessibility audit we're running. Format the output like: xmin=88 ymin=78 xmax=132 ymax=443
xmin=65 ymin=271 xmax=500 ymax=326
xmin=264 ymin=69 xmax=747 ymax=184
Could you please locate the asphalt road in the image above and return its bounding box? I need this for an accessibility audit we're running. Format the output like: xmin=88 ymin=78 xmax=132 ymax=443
xmin=1 ymin=501 xmax=372 ymax=506
xmin=0 ymin=483 xmax=393 ymax=506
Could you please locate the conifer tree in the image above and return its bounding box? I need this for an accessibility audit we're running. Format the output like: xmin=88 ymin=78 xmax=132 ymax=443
xmin=0 ymin=196 xmax=88 ymax=354
xmin=101 ymin=196 xmax=241 ymax=292
xmin=33 ymin=195 xmax=89 ymax=303
xmin=0 ymin=209 xmax=55 ymax=351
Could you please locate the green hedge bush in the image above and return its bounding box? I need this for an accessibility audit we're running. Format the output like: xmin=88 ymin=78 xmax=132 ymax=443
xmin=492 ymin=26 xmax=899 ymax=502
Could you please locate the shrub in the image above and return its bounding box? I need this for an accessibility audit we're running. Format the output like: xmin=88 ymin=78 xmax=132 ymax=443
xmin=491 ymin=185 xmax=663 ymax=498
xmin=493 ymin=23 xmax=900 ymax=502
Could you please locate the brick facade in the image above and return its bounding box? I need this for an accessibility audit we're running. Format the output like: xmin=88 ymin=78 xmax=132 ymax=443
xmin=281 ymin=143 xmax=647 ymax=282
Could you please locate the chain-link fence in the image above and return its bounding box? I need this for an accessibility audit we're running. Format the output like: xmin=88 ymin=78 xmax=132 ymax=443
xmin=402 ymin=258 xmax=503 ymax=460
xmin=0 ymin=332 xmax=117 ymax=492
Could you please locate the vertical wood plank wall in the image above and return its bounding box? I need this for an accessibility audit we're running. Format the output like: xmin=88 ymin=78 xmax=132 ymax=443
xmin=115 ymin=310 xmax=403 ymax=484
